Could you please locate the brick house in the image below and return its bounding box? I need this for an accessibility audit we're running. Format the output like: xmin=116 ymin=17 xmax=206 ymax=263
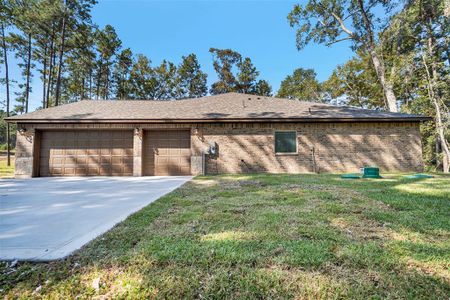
xmin=6 ymin=93 xmax=428 ymax=178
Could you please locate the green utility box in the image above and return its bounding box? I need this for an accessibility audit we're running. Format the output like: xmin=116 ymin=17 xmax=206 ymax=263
xmin=341 ymin=173 xmax=361 ymax=179
xmin=362 ymin=167 xmax=382 ymax=178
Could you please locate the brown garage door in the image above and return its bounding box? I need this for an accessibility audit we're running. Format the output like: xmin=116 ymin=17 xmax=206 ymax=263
xmin=39 ymin=130 xmax=133 ymax=176
xmin=143 ymin=130 xmax=191 ymax=176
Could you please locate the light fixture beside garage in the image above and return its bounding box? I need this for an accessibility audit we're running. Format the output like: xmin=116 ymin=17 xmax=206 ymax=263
xmin=18 ymin=126 xmax=27 ymax=134
xmin=18 ymin=126 xmax=34 ymax=143
xmin=193 ymin=125 xmax=205 ymax=142
xmin=134 ymin=127 xmax=143 ymax=138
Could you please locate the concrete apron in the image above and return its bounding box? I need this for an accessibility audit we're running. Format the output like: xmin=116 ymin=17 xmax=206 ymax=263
xmin=0 ymin=176 xmax=192 ymax=261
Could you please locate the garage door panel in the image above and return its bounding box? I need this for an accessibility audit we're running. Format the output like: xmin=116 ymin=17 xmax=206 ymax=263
xmin=40 ymin=130 xmax=133 ymax=177
xmin=62 ymin=167 xmax=75 ymax=175
xmin=143 ymin=130 xmax=191 ymax=176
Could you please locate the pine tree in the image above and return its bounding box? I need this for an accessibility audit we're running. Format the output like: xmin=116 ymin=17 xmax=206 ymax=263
xmin=113 ymin=48 xmax=133 ymax=99
xmin=95 ymin=25 xmax=122 ymax=99
xmin=176 ymin=53 xmax=207 ymax=99
xmin=277 ymin=68 xmax=322 ymax=101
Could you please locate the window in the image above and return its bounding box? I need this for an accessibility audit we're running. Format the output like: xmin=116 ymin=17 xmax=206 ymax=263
xmin=274 ymin=131 xmax=297 ymax=154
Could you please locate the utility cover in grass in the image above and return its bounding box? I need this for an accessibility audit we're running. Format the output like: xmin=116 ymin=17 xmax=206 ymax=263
xmin=404 ymin=173 xmax=434 ymax=179
xmin=341 ymin=174 xmax=361 ymax=179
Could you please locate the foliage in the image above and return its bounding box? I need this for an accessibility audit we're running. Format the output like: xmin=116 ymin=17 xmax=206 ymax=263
xmin=0 ymin=110 xmax=15 ymax=145
xmin=209 ymin=48 xmax=272 ymax=96
xmin=1 ymin=1 xmax=210 ymax=103
xmin=288 ymin=0 xmax=404 ymax=112
xmin=254 ymin=79 xmax=273 ymax=97
xmin=312 ymin=0 xmax=449 ymax=171
xmin=277 ymin=68 xmax=322 ymax=101
xmin=322 ymin=52 xmax=384 ymax=108
xmin=113 ymin=48 xmax=133 ymax=100
xmin=175 ymin=53 xmax=208 ymax=99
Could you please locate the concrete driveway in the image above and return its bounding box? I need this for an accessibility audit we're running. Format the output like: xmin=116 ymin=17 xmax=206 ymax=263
xmin=0 ymin=176 xmax=191 ymax=261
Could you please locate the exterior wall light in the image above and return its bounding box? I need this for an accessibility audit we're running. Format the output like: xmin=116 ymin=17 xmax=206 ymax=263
xmin=18 ymin=127 xmax=27 ymax=134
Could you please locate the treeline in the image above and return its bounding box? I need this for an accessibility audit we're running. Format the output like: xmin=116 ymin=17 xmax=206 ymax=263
xmin=0 ymin=0 xmax=272 ymax=165
xmin=0 ymin=0 xmax=272 ymax=113
xmin=284 ymin=0 xmax=449 ymax=172
xmin=1 ymin=0 xmax=448 ymax=171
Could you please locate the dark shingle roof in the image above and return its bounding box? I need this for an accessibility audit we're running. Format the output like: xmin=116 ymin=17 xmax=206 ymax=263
xmin=6 ymin=93 xmax=429 ymax=123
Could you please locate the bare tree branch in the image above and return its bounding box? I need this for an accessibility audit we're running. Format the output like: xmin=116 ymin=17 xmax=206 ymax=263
xmin=326 ymin=36 xmax=353 ymax=45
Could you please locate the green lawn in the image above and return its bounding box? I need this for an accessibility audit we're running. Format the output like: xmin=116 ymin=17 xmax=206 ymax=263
xmin=0 ymin=159 xmax=14 ymax=178
xmin=1 ymin=174 xmax=449 ymax=299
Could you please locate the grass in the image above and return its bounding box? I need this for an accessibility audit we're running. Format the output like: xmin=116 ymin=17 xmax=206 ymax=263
xmin=0 ymin=158 xmax=14 ymax=178
xmin=1 ymin=174 xmax=449 ymax=299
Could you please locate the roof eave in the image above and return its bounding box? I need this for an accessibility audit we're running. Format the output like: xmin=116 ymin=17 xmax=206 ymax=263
xmin=5 ymin=117 xmax=431 ymax=123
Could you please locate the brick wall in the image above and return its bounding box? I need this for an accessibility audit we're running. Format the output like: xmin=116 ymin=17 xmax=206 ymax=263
xmin=191 ymin=122 xmax=424 ymax=174
xmin=14 ymin=121 xmax=424 ymax=177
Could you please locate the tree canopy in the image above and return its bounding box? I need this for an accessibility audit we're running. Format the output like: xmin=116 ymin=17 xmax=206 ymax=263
xmin=277 ymin=68 xmax=321 ymax=101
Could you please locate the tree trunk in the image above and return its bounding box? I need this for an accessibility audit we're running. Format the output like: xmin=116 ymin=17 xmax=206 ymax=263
xmin=54 ymin=10 xmax=67 ymax=107
xmin=355 ymin=0 xmax=398 ymax=112
xmin=46 ymin=30 xmax=55 ymax=108
xmin=1 ymin=23 xmax=11 ymax=167
xmin=89 ymin=69 xmax=92 ymax=99
xmin=425 ymin=21 xmax=450 ymax=172
xmin=25 ymin=33 xmax=32 ymax=113
xmin=81 ymin=77 xmax=85 ymax=100
xmin=42 ymin=44 xmax=48 ymax=109
xmin=96 ymin=60 xmax=102 ymax=100
xmin=368 ymin=48 xmax=398 ymax=112
xmin=104 ymin=64 xmax=109 ymax=99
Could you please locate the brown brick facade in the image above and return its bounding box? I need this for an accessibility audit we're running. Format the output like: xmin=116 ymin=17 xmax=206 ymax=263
xmin=14 ymin=121 xmax=424 ymax=177
xmin=192 ymin=122 xmax=424 ymax=174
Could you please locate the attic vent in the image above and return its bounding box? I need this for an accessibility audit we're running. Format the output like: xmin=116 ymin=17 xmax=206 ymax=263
xmin=248 ymin=97 xmax=252 ymax=100
xmin=257 ymin=97 xmax=260 ymax=100
xmin=308 ymin=108 xmax=312 ymax=115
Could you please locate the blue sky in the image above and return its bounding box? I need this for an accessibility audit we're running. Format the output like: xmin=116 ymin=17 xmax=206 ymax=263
xmin=4 ymin=0 xmax=355 ymax=112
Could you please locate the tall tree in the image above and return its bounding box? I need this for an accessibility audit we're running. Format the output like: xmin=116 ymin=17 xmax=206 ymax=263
xmin=209 ymin=48 xmax=241 ymax=95
xmin=113 ymin=48 xmax=133 ymax=99
xmin=288 ymin=0 xmax=401 ymax=111
xmin=129 ymin=54 xmax=155 ymax=99
xmin=54 ymin=0 xmax=96 ymax=105
xmin=277 ymin=68 xmax=322 ymax=101
xmin=65 ymin=23 xmax=96 ymax=101
xmin=95 ymin=24 xmax=121 ymax=99
xmin=175 ymin=53 xmax=207 ymax=99
xmin=236 ymin=57 xmax=259 ymax=93
xmin=152 ymin=60 xmax=177 ymax=100
xmin=255 ymin=80 xmax=273 ymax=96
xmin=322 ymin=53 xmax=384 ymax=107
xmin=9 ymin=0 xmax=36 ymax=113
xmin=54 ymin=0 xmax=68 ymax=106
xmin=0 ymin=11 xmax=11 ymax=166
xmin=209 ymin=48 xmax=271 ymax=96
xmin=397 ymin=0 xmax=450 ymax=172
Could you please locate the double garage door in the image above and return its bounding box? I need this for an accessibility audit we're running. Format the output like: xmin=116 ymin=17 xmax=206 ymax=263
xmin=39 ymin=130 xmax=134 ymax=176
xmin=39 ymin=129 xmax=191 ymax=176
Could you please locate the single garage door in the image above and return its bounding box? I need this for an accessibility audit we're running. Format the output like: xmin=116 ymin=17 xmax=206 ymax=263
xmin=143 ymin=130 xmax=191 ymax=175
xmin=39 ymin=130 xmax=133 ymax=176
